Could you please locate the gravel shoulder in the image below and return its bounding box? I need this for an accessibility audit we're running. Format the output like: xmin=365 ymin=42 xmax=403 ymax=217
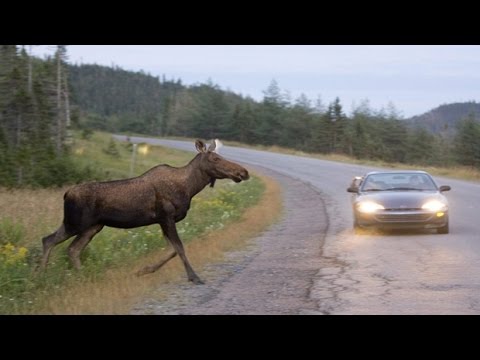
xmin=130 ymin=167 xmax=329 ymax=315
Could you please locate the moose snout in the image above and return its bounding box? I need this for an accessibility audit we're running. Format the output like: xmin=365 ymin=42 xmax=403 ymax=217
xmin=237 ymin=169 xmax=249 ymax=181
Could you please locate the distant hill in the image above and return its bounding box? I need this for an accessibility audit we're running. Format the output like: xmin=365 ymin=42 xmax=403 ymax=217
xmin=406 ymin=101 xmax=480 ymax=136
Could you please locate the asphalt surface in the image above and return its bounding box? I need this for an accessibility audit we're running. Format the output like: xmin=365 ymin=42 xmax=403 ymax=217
xmin=130 ymin=170 xmax=327 ymax=314
xmin=119 ymin=136 xmax=480 ymax=314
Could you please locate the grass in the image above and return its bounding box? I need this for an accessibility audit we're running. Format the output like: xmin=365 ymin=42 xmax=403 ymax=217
xmin=0 ymin=132 xmax=283 ymax=314
xmin=74 ymin=131 xmax=194 ymax=179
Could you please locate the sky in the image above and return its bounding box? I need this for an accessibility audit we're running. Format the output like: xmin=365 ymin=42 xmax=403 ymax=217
xmin=32 ymin=45 xmax=480 ymax=118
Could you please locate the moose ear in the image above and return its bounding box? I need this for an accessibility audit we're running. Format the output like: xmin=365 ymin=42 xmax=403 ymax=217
xmin=195 ymin=140 xmax=207 ymax=153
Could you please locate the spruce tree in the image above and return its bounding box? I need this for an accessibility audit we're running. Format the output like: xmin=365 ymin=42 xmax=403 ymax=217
xmin=454 ymin=114 xmax=480 ymax=168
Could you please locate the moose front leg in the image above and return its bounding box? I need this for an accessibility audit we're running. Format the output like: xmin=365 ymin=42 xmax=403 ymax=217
xmin=160 ymin=218 xmax=204 ymax=285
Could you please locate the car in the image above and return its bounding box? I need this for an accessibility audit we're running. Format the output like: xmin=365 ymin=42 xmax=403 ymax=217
xmin=347 ymin=170 xmax=451 ymax=234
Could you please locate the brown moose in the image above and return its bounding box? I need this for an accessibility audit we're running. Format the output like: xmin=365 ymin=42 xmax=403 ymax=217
xmin=39 ymin=139 xmax=249 ymax=284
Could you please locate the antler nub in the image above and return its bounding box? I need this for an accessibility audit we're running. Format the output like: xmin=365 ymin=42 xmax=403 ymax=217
xmin=214 ymin=139 xmax=223 ymax=153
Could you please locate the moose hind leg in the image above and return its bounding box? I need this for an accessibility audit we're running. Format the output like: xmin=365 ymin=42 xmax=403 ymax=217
xmin=136 ymin=250 xmax=177 ymax=276
xmin=160 ymin=220 xmax=204 ymax=285
xmin=39 ymin=224 xmax=73 ymax=270
xmin=67 ymin=224 xmax=104 ymax=270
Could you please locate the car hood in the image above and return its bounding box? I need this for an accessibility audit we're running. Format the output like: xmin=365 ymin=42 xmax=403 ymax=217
xmin=356 ymin=191 xmax=447 ymax=209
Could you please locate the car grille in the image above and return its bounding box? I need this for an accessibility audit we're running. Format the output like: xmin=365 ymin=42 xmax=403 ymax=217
xmin=375 ymin=212 xmax=433 ymax=222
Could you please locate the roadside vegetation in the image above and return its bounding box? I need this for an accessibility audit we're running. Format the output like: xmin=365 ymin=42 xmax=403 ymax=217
xmin=0 ymin=132 xmax=280 ymax=314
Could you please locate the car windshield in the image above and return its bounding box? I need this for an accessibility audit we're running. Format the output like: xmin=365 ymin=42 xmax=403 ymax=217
xmin=360 ymin=173 xmax=437 ymax=192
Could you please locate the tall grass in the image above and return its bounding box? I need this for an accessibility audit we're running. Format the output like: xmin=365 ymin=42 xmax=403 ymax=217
xmin=0 ymin=132 xmax=270 ymax=314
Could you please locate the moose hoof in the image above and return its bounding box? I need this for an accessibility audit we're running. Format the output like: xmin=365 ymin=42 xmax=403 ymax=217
xmin=136 ymin=267 xmax=152 ymax=277
xmin=190 ymin=277 xmax=205 ymax=285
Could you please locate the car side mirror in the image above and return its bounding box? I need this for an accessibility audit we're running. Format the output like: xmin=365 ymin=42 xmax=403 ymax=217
xmin=347 ymin=187 xmax=359 ymax=193
xmin=439 ymin=185 xmax=451 ymax=192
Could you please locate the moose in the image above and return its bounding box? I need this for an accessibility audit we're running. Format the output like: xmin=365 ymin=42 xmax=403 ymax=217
xmin=39 ymin=139 xmax=249 ymax=284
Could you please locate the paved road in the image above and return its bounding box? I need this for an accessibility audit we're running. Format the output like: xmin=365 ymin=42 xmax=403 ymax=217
xmin=119 ymin=136 xmax=480 ymax=314
xmin=131 ymin=170 xmax=328 ymax=314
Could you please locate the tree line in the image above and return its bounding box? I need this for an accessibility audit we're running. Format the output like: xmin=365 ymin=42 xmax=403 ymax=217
xmin=0 ymin=45 xmax=92 ymax=187
xmin=69 ymin=65 xmax=479 ymax=169
xmin=1 ymin=49 xmax=479 ymax=188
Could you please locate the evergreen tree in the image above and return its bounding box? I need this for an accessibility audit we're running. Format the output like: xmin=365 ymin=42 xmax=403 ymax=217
xmin=54 ymin=45 xmax=70 ymax=155
xmin=159 ymin=95 xmax=171 ymax=136
xmin=405 ymin=128 xmax=435 ymax=165
xmin=349 ymin=99 xmax=374 ymax=158
xmin=228 ymin=101 xmax=258 ymax=144
xmin=0 ymin=45 xmax=90 ymax=187
xmin=331 ymin=97 xmax=348 ymax=153
xmin=454 ymin=114 xmax=480 ymax=168
xmin=281 ymin=94 xmax=314 ymax=149
xmin=310 ymin=113 xmax=333 ymax=153
xmin=314 ymin=95 xmax=326 ymax=114
xmin=312 ymin=98 xmax=347 ymax=153
xmin=255 ymin=80 xmax=287 ymax=145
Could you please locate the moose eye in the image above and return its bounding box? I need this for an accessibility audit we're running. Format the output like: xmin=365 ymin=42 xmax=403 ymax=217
xmin=212 ymin=156 xmax=220 ymax=162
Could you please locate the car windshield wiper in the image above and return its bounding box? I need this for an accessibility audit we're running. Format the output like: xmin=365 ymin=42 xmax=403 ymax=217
xmin=362 ymin=188 xmax=387 ymax=192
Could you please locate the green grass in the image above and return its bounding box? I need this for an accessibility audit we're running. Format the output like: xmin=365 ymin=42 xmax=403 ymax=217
xmin=72 ymin=131 xmax=194 ymax=180
xmin=0 ymin=132 xmax=265 ymax=314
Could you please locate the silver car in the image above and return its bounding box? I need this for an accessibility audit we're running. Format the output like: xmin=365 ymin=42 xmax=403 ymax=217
xmin=347 ymin=171 xmax=451 ymax=234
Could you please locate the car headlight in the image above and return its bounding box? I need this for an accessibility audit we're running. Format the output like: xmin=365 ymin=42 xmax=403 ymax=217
xmin=356 ymin=201 xmax=385 ymax=213
xmin=421 ymin=200 xmax=447 ymax=212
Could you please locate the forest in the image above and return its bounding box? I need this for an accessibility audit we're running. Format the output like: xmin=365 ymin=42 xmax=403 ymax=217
xmin=2 ymin=45 xmax=480 ymax=188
